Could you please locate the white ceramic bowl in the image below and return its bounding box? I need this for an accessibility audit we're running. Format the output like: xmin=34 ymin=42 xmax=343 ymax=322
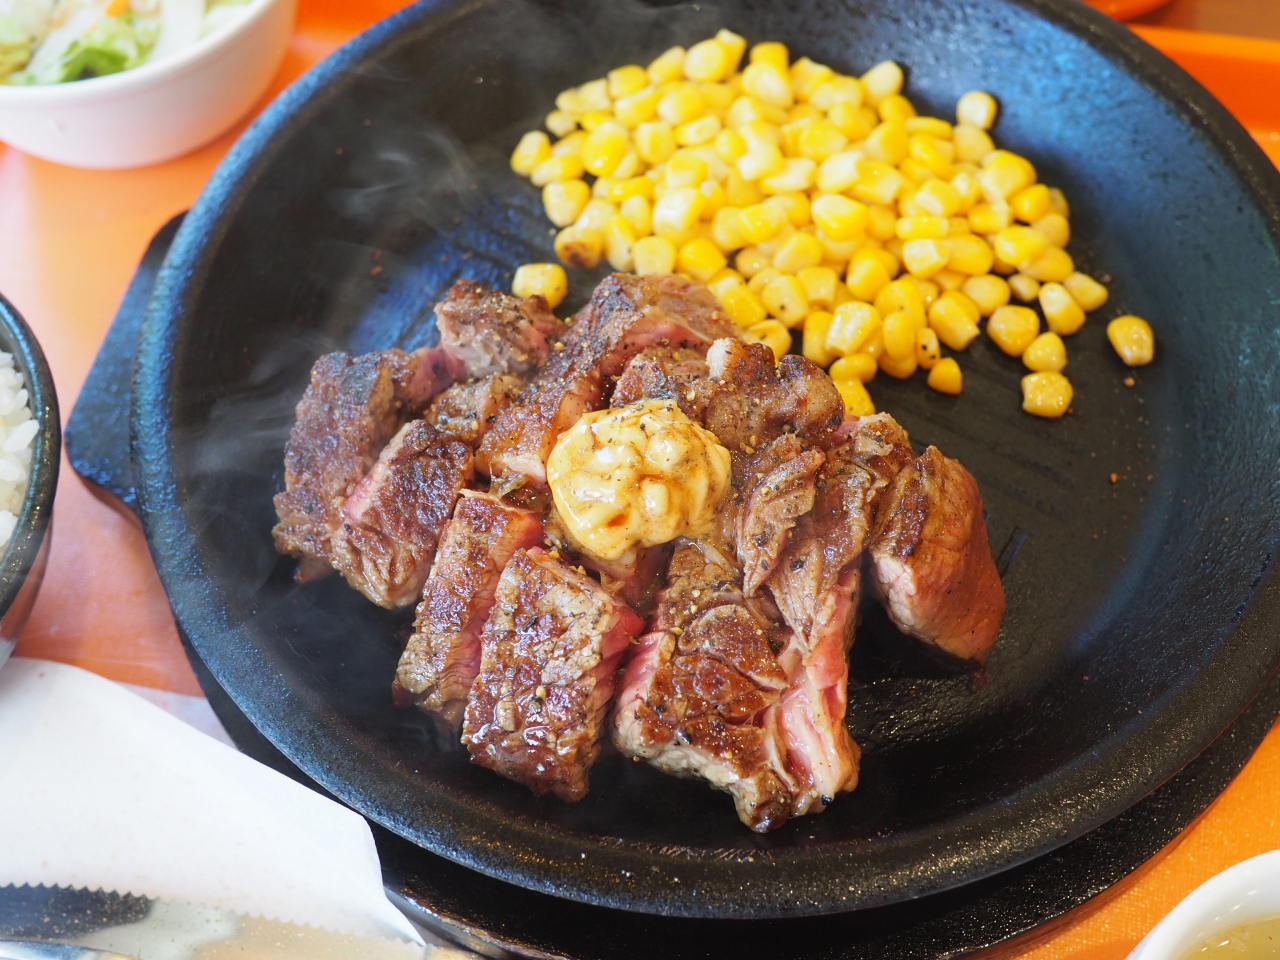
xmin=0 ymin=0 xmax=296 ymax=169
xmin=1128 ymin=850 xmax=1280 ymax=960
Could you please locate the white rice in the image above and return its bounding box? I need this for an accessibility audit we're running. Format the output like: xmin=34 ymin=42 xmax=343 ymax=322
xmin=0 ymin=350 xmax=36 ymax=549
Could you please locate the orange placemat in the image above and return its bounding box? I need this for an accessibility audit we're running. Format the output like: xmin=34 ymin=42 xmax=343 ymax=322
xmin=4 ymin=12 xmax=1278 ymax=958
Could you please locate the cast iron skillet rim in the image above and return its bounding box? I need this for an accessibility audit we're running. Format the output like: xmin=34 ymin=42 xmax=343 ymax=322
xmin=131 ymin=0 xmax=1280 ymax=918
xmin=0 ymin=294 xmax=60 ymax=621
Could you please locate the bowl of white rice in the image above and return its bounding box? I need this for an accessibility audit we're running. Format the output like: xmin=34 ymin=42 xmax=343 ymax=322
xmin=0 ymin=293 xmax=58 ymax=667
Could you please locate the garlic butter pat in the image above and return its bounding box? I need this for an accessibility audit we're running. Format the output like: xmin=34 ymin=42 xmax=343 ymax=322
xmin=547 ymin=399 xmax=731 ymax=563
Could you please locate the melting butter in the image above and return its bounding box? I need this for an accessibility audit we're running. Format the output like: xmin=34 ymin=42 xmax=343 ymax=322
xmin=547 ymin=399 xmax=731 ymax=563
xmin=1183 ymin=915 xmax=1280 ymax=959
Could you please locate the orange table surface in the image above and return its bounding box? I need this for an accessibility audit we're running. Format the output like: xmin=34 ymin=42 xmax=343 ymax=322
xmin=5 ymin=10 xmax=1279 ymax=959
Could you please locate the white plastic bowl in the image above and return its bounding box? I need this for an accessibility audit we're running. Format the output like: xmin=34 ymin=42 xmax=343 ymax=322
xmin=1128 ymin=850 xmax=1280 ymax=960
xmin=0 ymin=0 xmax=296 ymax=169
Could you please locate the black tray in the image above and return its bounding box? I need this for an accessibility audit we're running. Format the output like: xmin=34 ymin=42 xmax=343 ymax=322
xmin=66 ymin=216 xmax=1280 ymax=959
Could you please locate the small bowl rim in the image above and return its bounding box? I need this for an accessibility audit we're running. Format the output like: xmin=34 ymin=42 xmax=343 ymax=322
xmin=0 ymin=0 xmax=286 ymax=104
xmin=1129 ymin=850 xmax=1280 ymax=960
xmin=0 ymin=295 xmax=60 ymax=625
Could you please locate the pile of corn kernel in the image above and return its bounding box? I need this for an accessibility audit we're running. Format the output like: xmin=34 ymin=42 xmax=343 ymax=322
xmin=507 ymin=32 xmax=1156 ymax=419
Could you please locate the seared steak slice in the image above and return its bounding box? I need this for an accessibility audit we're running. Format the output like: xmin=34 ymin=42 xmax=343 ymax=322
xmin=610 ymin=347 xmax=709 ymax=414
xmin=463 ymin=548 xmax=643 ymax=801
xmin=868 ymin=446 xmax=1005 ymax=663
xmin=698 ymin=339 xmax=845 ymax=453
xmin=328 ymin=420 xmax=474 ymax=608
xmin=395 ymin=492 xmax=544 ymax=727
xmin=736 ymin=435 xmax=825 ymax=597
xmin=477 ymin=274 xmax=736 ymax=486
xmin=764 ymin=414 xmax=913 ymax=811
xmin=424 ymin=373 xmax=522 ymax=446
xmin=273 ymin=347 xmax=462 ymax=579
xmin=434 ymin=279 xmax=562 ymax=378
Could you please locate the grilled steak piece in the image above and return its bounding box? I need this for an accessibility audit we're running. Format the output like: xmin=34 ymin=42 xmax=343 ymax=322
xmin=273 ymin=347 xmax=464 ymax=580
xmin=395 ymin=492 xmax=544 ymax=727
xmin=868 ymin=446 xmax=1005 ymax=663
xmin=613 ymin=523 xmax=801 ymax=832
xmin=434 ymin=279 xmax=563 ymax=378
xmin=424 ymin=373 xmax=523 ymax=446
xmin=761 ymin=415 xmax=914 ymax=811
xmin=698 ymin=339 xmax=845 ymax=453
xmin=610 ymin=346 xmax=709 ymax=414
xmin=736 ymin=435 xmax=825 ymax=597
xmin=477 ymin=274 xmax=736 ymax=487
xmin=463 ymin=548 xmax=644 ymax=801
xmin=327 ymin=420 xmax=474 ymax=608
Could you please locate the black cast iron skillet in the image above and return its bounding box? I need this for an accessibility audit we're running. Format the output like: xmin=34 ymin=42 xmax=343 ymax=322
xmin=128 ymin=0 xmax=1280 ymax=919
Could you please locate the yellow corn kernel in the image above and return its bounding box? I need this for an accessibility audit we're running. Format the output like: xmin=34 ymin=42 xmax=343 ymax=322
xmin=648 ymin=46 xmax=686 ymax=85
xmin=861 ymin=60 xmax=904 ymax=107
xmin=772 ymin=192 xmax=812 ymax=227
xmin=826 ymin=301 xmax=881 ymax=355
xmin=673 ymin=238 xmax=725 ymax=283
xmin=816 ymin=150 xmax=862 ymax=193
xmin=614 ymin=87 xmax=661 ymax=128
xmin=593 ymin=176 xmax=619 ymax=200
xmin=797 ymin=266 xmax=840 ymax=309
xmin=993 ymin=225 xmax=1051 ymax=271
xmin=551 ymin=131 xmax=586 ymax=157
xmin=878 ymin=93 xmax=916 ymax=124
xmin=914 ymin=327 xmax=941 ymax=369
xmin=682 ymin=38 xmax=731 ymax=82
xmin=808 ymin=194 xmax=867 ymax=241
xmin=934 ymin=268 xmax=966 ymax=292
xmin=740 ymin=201 xmax=789 ymax=244
xmin=742 ymin=61 xmax=794 ymax=108
xmin=542 ymin=179 xmax=591 ymax=228
xmin=1063 ymin=271 xmax=1109 ymax=312
xmin=863 ymin=121 xmax=910 ymax=165
xmin=809 ymin=76 xmax=864 ymax=112
xmin=750 ymin=268 xmax=786 ymax=297
xmin=979 ymin=151 xmax=1037 ymax=202
xmin=928 ymin=293 xmax=980 ymax=350
xmin=897 ymin=215 xmax=949 ymax=241
xmin=620 ymin=194 xmax=653 ymax=237
xmin=735 ymin=245 xmax=771 ymax=278
xmin=832 ymin=352 xmax=878 ymax=385
xmin=665 ymin=151 xmax=709 ymax=189
xmin=743 ymin=320 xmax=792 ymax=362
xmin=1021 ymin=371 xmax=1073 ymax=418
xmin=902 ymin=239 xmax=952 ymax=279
xmin=773 ymin=232 xmax=824 ymax=274
xmin=878 ymin=349 xmax=918 ymax=379
xmin=605 ymin=177 xmax=654 ymax=205
xmin=574 ymin=198 xmax=616 ymax=234
xmin=825 ymin=101 xmax=871 ymax=141
xmin=853 ymin=161 xmax=906 ymax=206
xmin=580 ymin=121 xmax=629 ymax=177
xmin=956 ymin=91 xmax=998 ymax=130
xmin=845 ymin=256 xmax=891 ymax=302
xmin=554 ymin=224 xmax=603 ymax=269
xmin=947 ymin=217 xmax=972 ymax=236
xmin=905 ymin=116 xmax=953 ymax=139
xmin=860 ymin=324 xmax=885 ymax=360
xmin=935 ymin=288 xmax=980 ymax=324
xmin=512 ymin=263 xmax=568 ymax=309
xmin=1032 ymin=212 xmax=1071 ymax=249
xmin=676 ymin=114 xmax=722 ymax=147
xmin=988 ymin=305 xmax=1040 ymax=356
xmin=607 ymin=64 xmax=649 ymax=100
xmin=897 ymin=157 xmax=934 ymax=188
xmin=652 ymin=186 xmax=706 ymax=239
xmin=1022 ymin=246 xmax=1075 ymax=283
xmin=798 ymin=120 xmax=849 ymax=162
xmin=1011 ymin=184 xmax=1054 ymax=224
xmin=1048 ymin=187 xmax=1070 ymax=217
xmin=749 ymin=41 xmax=789 ymax=71
xmin=658 ymin=85 xmax=706 ymax=126
xmin=946 ymin=233 xmax=995 ymax=276
xmin=725 ymin=95 xmax=766 ymax=128
xmin=579 ymin=111 xmax=614 ymax=133
xmin=875 ymin=277 xmax=926 ymax=329
xmin=961 ymin=273 xmax=1011 ymax=317
xmin=1023 ymin=331 xmax=1067 ymax=373
xmin=530 ymin=153 xmax=585 ymax=187
xmin=884 ymin=236 xmax=906 ymax=263
xmin=968 ymin=200 xmax=1011 ymax=235
xmin=632 ymin=235 xmax=677 ymax=275
xmin=867 ymin=204 xmax=899 ymax=241
xmin=761 ymin=275 xmax=810 ymax=327
xmin=910 ymin=134 xmax=954 ymax=177
xmin=761 ymin=158 xmax=817 ymax=194
xmin=951 ymin=170 xmax=982 ymax=213
xmin=788 ymin=57 xmax=831 ymax=100
xmin=914 ymin=179 xmax=962 ymax=218
xmin=715 ymin=128 xmax=748 ymax=164
xmin=707 ymin=267 xmax=744 ymax=296
xmin=546 ymin=110 xmax=578 ymax=138
xmin=953 ymin=124 xmax=995 ymax=164
xmin=738 ymin=143 xmax=787 ymax=181
xmin=833 ymin=376 xmax=876 ymax=416
xmin=718 ymin=285 xmax=768 ymax=329
xmin=927 ymin=356 xmax=962 ymax=394
xmin=511 ymin=131 xmax=552 ymax=176
xmin=700 ymin=80 xmax=737 ymax=115
xmin=1008 ymin=273 xmax=1041 ymax=303
xmin=603 ymin=215 xmax=638 ymax=271
xmin=1037 ymin=282 xmax=1085 ymax=336
xmin=634 ymin=122 xmax=677 ymax=165
xmin=710 ymin=206 xmax=747 ymax=252
xmin=1107 ymin=315 xmax=1155 ymax=366
xmin=714 ymin=29 xmax=747 ymax=71
xmin=802 ymin=309 xmax=837 ymax=366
